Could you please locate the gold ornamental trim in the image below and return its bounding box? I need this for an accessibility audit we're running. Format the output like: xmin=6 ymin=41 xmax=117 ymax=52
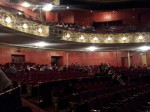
xmin=62 ymin=30 xmax=150 ymax=44
xmin=0 ymin=6 xmax=150 ymax=44
xmin=0 ymin=7 xmax=49 ymax=37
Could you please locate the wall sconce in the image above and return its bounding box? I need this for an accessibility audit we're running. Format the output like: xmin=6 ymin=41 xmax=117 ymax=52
xmin=122 ymin=37 xmax=127 ymax=41
xmin=5 ymin=17 xmax=11 ymax=23
xmin=66 ymin=33 xmax=70 ymax=38
xmin=93 ymin=37 xmax=98 ymax=41
xmin=80 ymin=35 xmax=84 ymax=40
xmin=38 ymin=27 xmax=43 ymax=33
xmin=139 ymin=35 xmax=143 ymax=40
xmin=22 ymin=24 xmax=28 ymax=29
xmin=107 ymin=37 xmax=112 ymax=41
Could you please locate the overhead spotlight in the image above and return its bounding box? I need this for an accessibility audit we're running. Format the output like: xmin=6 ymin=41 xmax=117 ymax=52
xmin=139 ymin=35 xmax=143 ymax=40
xmin=87 ymin=46 xmax=98 ymax=51
xmin=42 ymin=4 xmax=53 ymax=11
xmin=22 ymin=24 xmax=28 ymax=29
xmin=122 ymin=37 xmax=127 ymax=41
xmin=38 ymin=27 xmax=43 ymax=33
xmin=34 ymin=42 xmax=48 ymax=47
xmin=5 ymin=17 xmax=11 ymax=23
xmin=93 ymin=37 xmax=98 ymax=41
xmin=138 ymin=46 xmax=150 ymax=51
xmin=90 ymin=10 xmax=92 ymax=12
xmin=21 ymin=2 xmax=30 ymax=8
xmin=67 ymin=6 xmax=69 ymax=9
xmin=80 ymin=35 xmax=84 ymax=40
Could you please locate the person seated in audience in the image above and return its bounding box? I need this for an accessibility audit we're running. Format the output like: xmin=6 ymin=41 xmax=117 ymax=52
xmin=0 ymin=68 xmax=12 ymax=93
xmin=30 ymin=65 xmax=36 ymax=71
xmin=53 ymin=64 xmax=58 ymax=70
xmin=26 ymin=65 xmax=36 ymax=72
xmin=25 ymin=65 xmax=31 ymax=72
xmin=58 ymin=66 xmax=63 ymax=71
xmin=111 ymin=72 xmax=119 ymax=85
xmin=147 ymin=65 xmax=150 ymax=70
xmin=47 ymin=65 xmax=53 ymax=71
xmin=108 ymin=69 xmax=114 ymax=77
xmin=142 ymin=64 xmax=147 ymax=69
xmin=116 ymin=72 xmax=126 ymax=86
xmin=0 ymin=65 xmax=6 ymax=72
xmin=62 ymin=65 xmax=67 ymax=72
xmin=129 ymin=65 xmax=134 ymax=70
xmin=88 ymin=68 xmax=94 ymax=76
xmin=18 ymin=65 xmax=25 ymax=72
xmin=39 ymin=65 xmax=45 ymax=71
xmin=5 ymin=64 xmax=17 ymax=74
xmin=44 ymin=64 xmax=50 ymax=71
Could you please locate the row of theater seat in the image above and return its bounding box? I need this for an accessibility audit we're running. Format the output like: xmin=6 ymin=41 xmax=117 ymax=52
xmin=57 ymin=84 xmax=150 ymax=112
xmin=6 ymin=65 xmax=150 ymax=86
xmin=7 ymin=71 xmax=93 ymax=85
xmin=19 ymin=77 xmax=112 ymax=107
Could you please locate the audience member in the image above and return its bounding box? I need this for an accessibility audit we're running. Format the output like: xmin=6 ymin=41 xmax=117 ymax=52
xmin=0 ymin=69 xmax=12 ymax=93
xmin=5 ymin=64 xmax=17 ymax=74
xmin=116 ymin=72 xmax=126 ymax=86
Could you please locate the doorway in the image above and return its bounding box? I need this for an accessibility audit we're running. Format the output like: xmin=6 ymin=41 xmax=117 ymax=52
xmin=11 ymin=54 xmax=25 ymax=63
xmin=121 ymin=56 xmax=133 ymax=67
xmin=121 ymin=57 xmax=128 ymax=67
xmin=51 ymin=56 xmax=63 ymax=67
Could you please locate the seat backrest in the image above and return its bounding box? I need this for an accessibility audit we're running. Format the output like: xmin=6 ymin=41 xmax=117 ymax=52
xmin=0 ymin=86 xmax=22 ymax=112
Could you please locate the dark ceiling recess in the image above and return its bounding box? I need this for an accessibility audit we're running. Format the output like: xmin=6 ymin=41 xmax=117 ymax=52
xmin=60 ymin=0 xmax=150 ymax=10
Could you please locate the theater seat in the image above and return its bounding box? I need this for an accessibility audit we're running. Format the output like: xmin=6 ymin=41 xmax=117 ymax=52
xmin=15 ymin=106 xmax=32 ymax=112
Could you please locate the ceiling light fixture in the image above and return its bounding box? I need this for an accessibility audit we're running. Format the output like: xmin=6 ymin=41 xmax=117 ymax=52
xmin=42 ymin=4 xmax=53 ymax=11
xmin=34 ymin=42 xmax=49 ymax=47
xmin=21 ymin=2 xmax=30 ymax=8
xmin=87 ymin=46 xmax=98 ymax=51
xmin=138 ymin=46 xmax=150 ymax=51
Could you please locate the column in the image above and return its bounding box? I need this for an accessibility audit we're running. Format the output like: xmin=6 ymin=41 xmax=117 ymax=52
xmin=141 ymin=52 xmax=147 ymax=65
xmin=128 ymin=51 xmax=131 ymax=67
xmin=66 ymin=51 xmax=69 ymax=67
xmin=116 ymin=51 xmax=118 ymax=67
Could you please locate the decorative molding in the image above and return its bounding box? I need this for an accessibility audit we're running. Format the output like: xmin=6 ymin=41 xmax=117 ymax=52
xmin=0 ymin=7 xmax=49 ymax=37
xmin=0 ymin=6 xmax=150 ymax=44
xmin=62 ymin=30 xmax=150 ymax=44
